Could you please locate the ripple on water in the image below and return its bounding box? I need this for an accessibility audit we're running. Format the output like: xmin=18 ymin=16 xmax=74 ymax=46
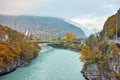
xmin=0 ymin=48 xmax=86 ymax=80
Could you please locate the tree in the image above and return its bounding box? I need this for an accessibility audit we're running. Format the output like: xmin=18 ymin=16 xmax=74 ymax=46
xmin=80 ymin=55 xmax=86 ymax=61
xmin=109 ymin=27 xmax=115 ymax=38
xmin=66 ymin=32 xmax=75 ymax=42
xmin=80 ymin=45 xmax=92 ymax=62
xmin=0 ymin=24 xmax=42 ymax=68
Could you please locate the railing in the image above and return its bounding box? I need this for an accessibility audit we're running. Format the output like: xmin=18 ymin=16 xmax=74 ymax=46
xmin=114 ymin=40 xmax=120 ymax=44
xmin=109 ymin=39 xmax=120 ymax=44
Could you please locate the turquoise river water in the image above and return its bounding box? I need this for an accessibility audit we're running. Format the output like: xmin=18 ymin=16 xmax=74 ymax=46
xmin=0 ymin=46 xmax=86 ymax=80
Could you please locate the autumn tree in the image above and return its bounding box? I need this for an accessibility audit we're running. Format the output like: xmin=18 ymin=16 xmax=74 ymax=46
xmin=66 ymin=32 xmax=75 ymax=42
xmin=80 ymin=45 xmax=92 ymax=62
xmin=0 ymin=24 xmax=41 ymax=68
xmin=109 ymin=27 xmax=115 ymax=38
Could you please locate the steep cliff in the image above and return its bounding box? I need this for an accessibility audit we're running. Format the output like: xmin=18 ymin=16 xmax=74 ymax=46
xmin=81 ymin=9 xmax=120 ymax=80
xmin=101 ymin=8 xmax=120 ymax=39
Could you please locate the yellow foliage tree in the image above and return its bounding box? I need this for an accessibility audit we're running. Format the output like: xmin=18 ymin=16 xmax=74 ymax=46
xmin=80 ymin=55 xmax=86 ymax=61
xmin=0 ymin=24 xmax=42 ymax=68
xmin=109 ymin=27 xmax=115 ymax=37
xmin=80 ymin=45 xmax=91 ymax=62
xmin=0 ymin=57 xmax=4 ymax=68
xmin=93 ymin=46 xmax=103 ymax=61
xmin=81 ymin=45 xmax=91 ymax=55
xmin=64 ymin=43 xmax=67 ymax=47
xmin=66 ymin=32 xmax=75 ymax=42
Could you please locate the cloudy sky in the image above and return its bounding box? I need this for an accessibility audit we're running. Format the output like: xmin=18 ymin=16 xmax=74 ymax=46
xmin=0 ymin=0 xmax=120 ymax=36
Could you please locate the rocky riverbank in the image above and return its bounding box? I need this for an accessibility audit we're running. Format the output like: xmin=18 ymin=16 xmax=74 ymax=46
xmin=80 ymin=40 xmax=120 ymax=80
xmin=48 ymin=41 xmax=120 ymax=80
xmin=82 ymin=63 xmax=118 ymax=80
xmin=79 ymin=9 xmax=120 ymax=80
xmin=0 ymin=24 xmax=41 ymax=76
xmin=0 ymin=53 xmax=38 ymax=76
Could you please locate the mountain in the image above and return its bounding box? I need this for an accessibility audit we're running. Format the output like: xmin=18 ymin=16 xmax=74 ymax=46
xmin=66 ymin=19 xmax=99 ymax=37
xmin=0 ymin=15 xmax=85 ymax=39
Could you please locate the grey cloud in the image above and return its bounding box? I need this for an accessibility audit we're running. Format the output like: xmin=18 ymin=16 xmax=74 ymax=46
xmin=0 ymin=0 xmax=120 ymax=18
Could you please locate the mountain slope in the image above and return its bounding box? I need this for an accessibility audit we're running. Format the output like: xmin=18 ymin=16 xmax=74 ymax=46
xmin=66 ymin=19 xmax=99 ymax=37
xmin=0 ymin=15 xmax=85 ymax=38
xmin=101 ymin=8 xmax=120 ymax=38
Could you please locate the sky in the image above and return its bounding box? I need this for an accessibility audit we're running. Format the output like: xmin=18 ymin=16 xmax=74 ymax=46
xmin=0 ymin=0 xmax=120 ymax=36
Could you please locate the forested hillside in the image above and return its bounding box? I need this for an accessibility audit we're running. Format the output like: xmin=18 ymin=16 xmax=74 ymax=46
xmin=0 ymin=24 xmax=41 ymax=75
xmin=101 ymin=9 xmax=120 ymax=39
xmin=80 ymin=9 xmax=120 ymax=80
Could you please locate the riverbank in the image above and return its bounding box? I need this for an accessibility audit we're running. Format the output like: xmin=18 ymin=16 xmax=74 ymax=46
xmin=0 ymin=52 xmax=38 ymax=76
xmin=0 ymin=47 xmax=86 ymax=80
xmin=81 ymin=9 xmax=120 ymax=80
xmin=47 ymin=40 xmax=119 ymax=80
xmin=47 ymin=43 xmax=89 ymax=79
xmin=47 ymin=42 xmax=82 ymax=52
xmin=79 ymin=36 xmax=120 ymax=80
xmin=0 ymin=24 xmax=41 ymax=76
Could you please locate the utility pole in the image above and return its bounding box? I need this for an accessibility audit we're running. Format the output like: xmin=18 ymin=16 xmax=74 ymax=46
xmin=15 ymin=21 xmax=16 ymax=30
xmin=104 ymin=27 xmax=108 ymax=40
xmin=116 ymin=19 xmax=119 ymax=41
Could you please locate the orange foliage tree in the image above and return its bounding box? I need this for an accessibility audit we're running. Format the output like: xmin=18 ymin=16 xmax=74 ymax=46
xmin=0 ymin=24 xmax=41 ymax=68
xmin=66 ymin=32 xmax=75 ymax=42
xmin=109 ymin=27 xmax=115 ymax=37
xmin=80 ymin=45 xmax=92 ymax=62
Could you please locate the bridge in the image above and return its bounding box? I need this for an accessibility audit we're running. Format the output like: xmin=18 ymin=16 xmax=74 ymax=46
xmin=28 ymin=40 xmax=51 ymax=43
xmin=27 ymin=40 xmax=67 ymax=44
xmin=24 ymin=29 xmax=67 ymax=44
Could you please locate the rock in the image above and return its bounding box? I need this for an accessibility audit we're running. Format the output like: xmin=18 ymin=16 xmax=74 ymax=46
xmin=83 ymin=63 xmax=102 ymax=80
xmin=82 ymin=63 xmax=118 ymax=80
xmin=0 ymin=63 xmax=16 ymax=76
xmin=0 ymin=56 xmax=36 ymax=76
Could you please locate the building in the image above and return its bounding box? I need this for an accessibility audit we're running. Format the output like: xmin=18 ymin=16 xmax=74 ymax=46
xmin=24 ymin=28 xmax=32 ymax=40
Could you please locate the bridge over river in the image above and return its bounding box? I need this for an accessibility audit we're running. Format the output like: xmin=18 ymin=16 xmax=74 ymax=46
xmin=27 ymin=40 xmax=67 ymax=44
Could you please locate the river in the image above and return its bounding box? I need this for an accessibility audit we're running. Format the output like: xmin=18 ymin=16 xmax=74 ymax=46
xmin=0 ymin=46 xmax=86 ymax=80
